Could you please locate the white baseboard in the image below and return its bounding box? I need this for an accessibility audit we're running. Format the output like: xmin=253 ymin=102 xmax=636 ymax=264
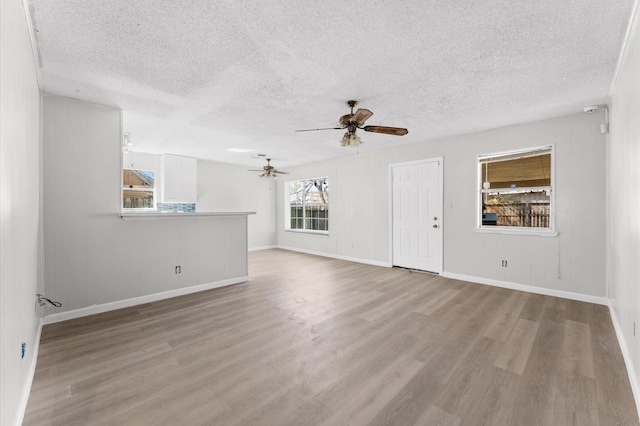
xmin=277 ymin=245 xmax=392 ymax=268
xmin=608 ymin=302 xmax=640 ymax=421
xmin=272 ymin=248 xmax=608 ymax=305
xmin=17 ymin=317 xmax=43 ymax=426
xmin=249 ymin=245 xmax=277 ymax=252
xmin=43 ymin=277 xmax=248 ymax=325
xmin=441 ymin=271 xmax=609 ymax=305
xmin=23 ymin=261 xmax=640 ymax=421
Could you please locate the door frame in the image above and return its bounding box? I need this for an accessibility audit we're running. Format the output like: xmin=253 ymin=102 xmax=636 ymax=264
xmin=388 ymin=157 xmax=444 ymax=273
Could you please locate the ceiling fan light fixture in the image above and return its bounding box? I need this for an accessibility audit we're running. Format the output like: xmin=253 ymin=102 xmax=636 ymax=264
xmin=251 ymin=157 xmax=286 ymax=178
xmin=298 ymin=100 xmax=407 ymax=148
xmin=341 ymin=132 xmax=361 ymax=147
xmin=122 ymin=132 xmax=132 ymax=153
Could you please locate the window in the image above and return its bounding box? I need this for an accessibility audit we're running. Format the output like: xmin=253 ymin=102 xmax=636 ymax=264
xmin=478 ymin=145 xmax=554 ymax=233
xmin=123 ymin=169 xmax=156 ymax=210
xmin=287 ymin=178 xmax=329 ymax=233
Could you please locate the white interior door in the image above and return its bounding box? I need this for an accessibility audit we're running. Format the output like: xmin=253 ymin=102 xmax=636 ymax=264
xmin=391 ymin=159 xmax=442 ymax=273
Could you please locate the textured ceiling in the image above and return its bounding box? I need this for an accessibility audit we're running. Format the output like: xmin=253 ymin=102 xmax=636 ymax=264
xmin=28 ymin=0 xmax=634 ymax=169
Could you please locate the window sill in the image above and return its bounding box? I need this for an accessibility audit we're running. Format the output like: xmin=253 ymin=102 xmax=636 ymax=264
xmin=475 ymin=227 xmax=558 ymax=237
xmin=285 ymin=229 xmax=329 ymax=236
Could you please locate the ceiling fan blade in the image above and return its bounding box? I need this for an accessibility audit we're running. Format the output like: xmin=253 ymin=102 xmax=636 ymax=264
xmin=363 ymin=125 xmax=408 ymax=136
xmin=248 ymin=169 xmax=265 ymax=171
xmin=351 ymin=108 xmax=373 ymax=125
xmin=295 ymin=127 xmax=342 ymax=132
xmin=273 ymin=170 xmax=289 ymax=174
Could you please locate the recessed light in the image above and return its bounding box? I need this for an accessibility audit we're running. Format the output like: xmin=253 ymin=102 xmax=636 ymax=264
xmin=227 ymin=148 xmax=254 ymax=153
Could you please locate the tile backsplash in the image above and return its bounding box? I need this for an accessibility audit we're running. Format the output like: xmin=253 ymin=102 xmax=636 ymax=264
xmin=157 ymin=203 xmax=196 ymax=213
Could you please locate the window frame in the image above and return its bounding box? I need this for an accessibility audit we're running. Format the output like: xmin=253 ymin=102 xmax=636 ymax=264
xmin=476 ymin=145 xmax=557 ymax=237
xmin=285 ymin=176 xmax=330 ymax=235
xmin=122 ymin=168 xmax=157 ymax=211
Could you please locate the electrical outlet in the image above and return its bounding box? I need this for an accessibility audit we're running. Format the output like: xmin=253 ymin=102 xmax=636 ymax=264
xmin=175 ymin=265 xmax=181 ymax=274
xmin=501 ymin=260 xmax=508 ymax=267
xmin=21 ymin=342 xmax=26 ymax=359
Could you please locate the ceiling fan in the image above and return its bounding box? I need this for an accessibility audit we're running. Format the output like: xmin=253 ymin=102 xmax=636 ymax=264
xmin=248 ymin=158 xmax=289 ymax=178
xmin=296 ymin=100 xmax=408 ymax=147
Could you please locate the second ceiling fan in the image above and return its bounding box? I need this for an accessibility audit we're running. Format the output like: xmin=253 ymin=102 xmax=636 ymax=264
xmin=296 ymin=100 xmax=408 ymax=147
xmin=248 ymin=158 xmax=289 ymax=179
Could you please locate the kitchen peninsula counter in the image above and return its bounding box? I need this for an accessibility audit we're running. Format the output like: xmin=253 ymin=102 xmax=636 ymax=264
xmin=120 ymin=211 xmax=255 ymax=220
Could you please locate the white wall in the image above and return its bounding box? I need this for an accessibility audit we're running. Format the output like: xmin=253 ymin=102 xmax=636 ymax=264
xmin=198 ymin=160 xmax=277 ymax=249
xmin=0 ymin=0 xmax=42 ymax=424
xmin=607 ymin=1 xmax=640 ymax=411
xmin=42 ymin=96 xmax=249 ymax=318
xmin=122 ymin=151 xmax=161 ymax=179
xmin=277 ymin=112 xmax=607 ymax=299
xmin=123 ymin=151 xmax=161 ymax=171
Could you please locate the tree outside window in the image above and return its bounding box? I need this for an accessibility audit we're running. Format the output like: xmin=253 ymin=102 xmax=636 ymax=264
xmin=288 ymin=178 xmax=329 ymax=232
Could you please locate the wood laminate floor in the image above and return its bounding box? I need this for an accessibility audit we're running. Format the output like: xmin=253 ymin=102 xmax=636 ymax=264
xmin=24 ymin=249 xmax=639 ymax=425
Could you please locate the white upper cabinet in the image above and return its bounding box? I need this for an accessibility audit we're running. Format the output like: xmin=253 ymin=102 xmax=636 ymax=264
xmin=161 ymin=154 xmax=197 ymax=203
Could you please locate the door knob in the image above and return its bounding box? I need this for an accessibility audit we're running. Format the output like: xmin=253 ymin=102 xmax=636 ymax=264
xmin=433 ymin=224 xmax=438 ymax=228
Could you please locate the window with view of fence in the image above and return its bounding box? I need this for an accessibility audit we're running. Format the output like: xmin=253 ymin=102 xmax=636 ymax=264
xmin=483 ymin=194 xmax=550 ymax=227
xmin=479 ymin=145 xmax=554 ymax=231
xmin=122 ymin=169 xmax=155 ymax=210
xmin=290 ymin=205 xmax=329 ymax=231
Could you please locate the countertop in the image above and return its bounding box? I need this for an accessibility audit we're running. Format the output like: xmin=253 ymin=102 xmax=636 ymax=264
xmin=120 ymin=211 xmax=256 ymax=220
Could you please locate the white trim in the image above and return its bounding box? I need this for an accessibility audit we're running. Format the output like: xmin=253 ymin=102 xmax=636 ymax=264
xmin=42 ymin=277 xmax=247 ymax=325
xmin=249 ymin=245 xmax=278 ymax=252
xmin=22 ymin=0 xmax=42 ymax=87
xmin=16 ymin=318 xmax=44 ymax=426
xmin=284 ymin=229 xmax=329 ymax=236
xmin=608 ymin=302 xmax=640 ymax=420
xmin=481 ymin=185 xmax=551 ymax=195
xmin=120 ymin=212 xmax=255 ymax=220
xmin=441 ymin=271 xmax=608 ymax=305
xmin=270 ymin=249 xmax=607 ymax=306
xmin=478 ymin=143 xmax=554 ymax=161
xmin=479 ymin=145 xmax=552 ymax=163
xmin=609 ymin=0 xmax=640 ymax=96
xmin=389 ymin=157 xmax=444 ymax=274
xmin=284 ymin=176 xmax=330 ymax=233
xmin=477 ymin=144 xmax=556 ymax=233
xmin=474 ymin=227 xmax=558 ymax=237
xmin=277 ymin=246 xmax=392 ymax=268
